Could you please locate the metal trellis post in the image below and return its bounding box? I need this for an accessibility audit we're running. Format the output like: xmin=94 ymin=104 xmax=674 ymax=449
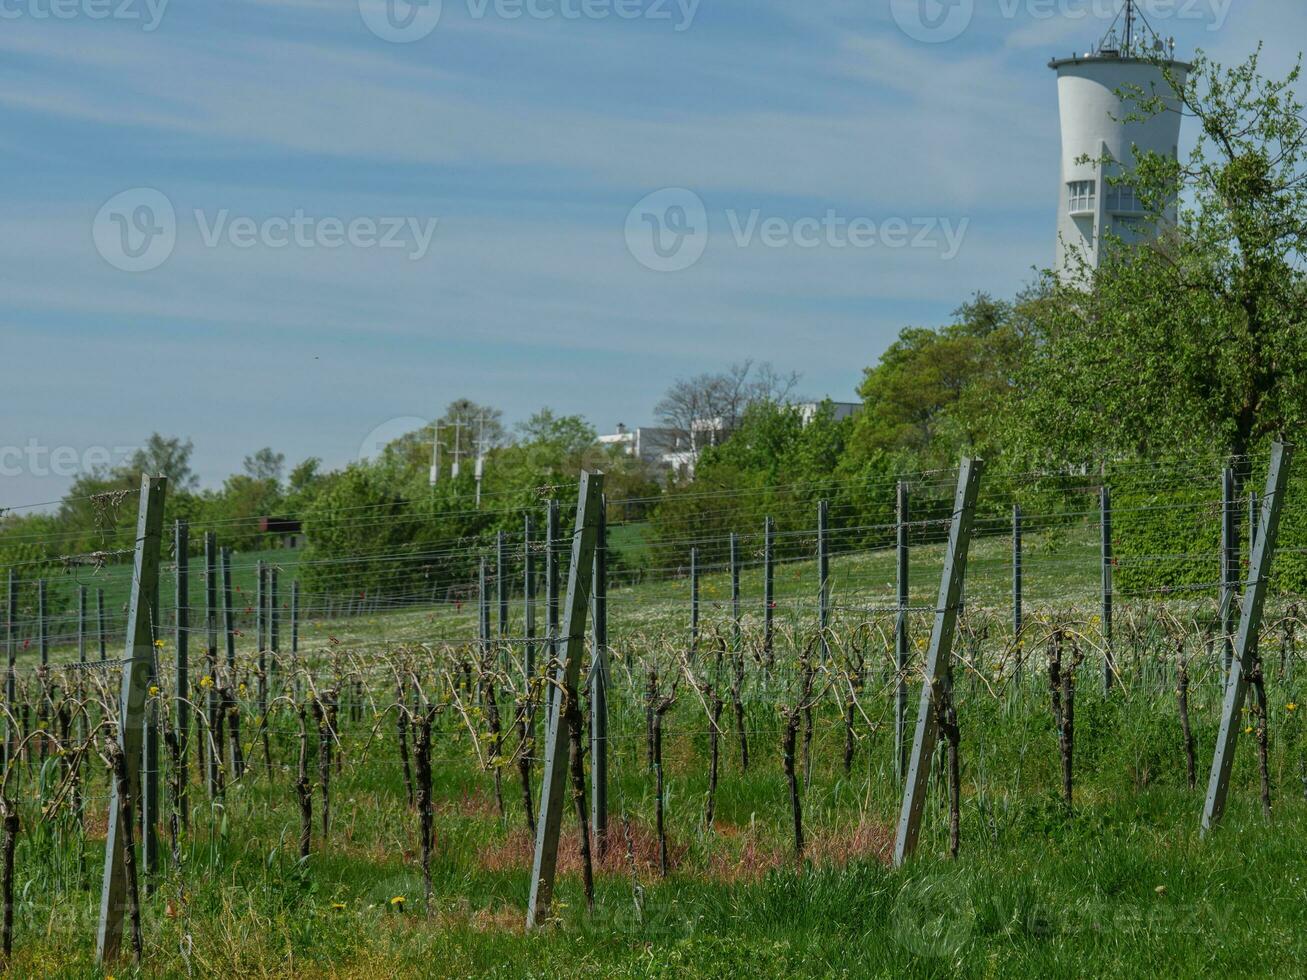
xmin=589 ymin=494 xmax=608 ymax=857
xmin=896 ymin=481 xmax=910 ymax=781
xmin=527 ymin=471 xmax=603 ymax=929
xmin=174 ymin=520 xmax=189 ymax=832
xmin=1202 ymin=442 xmax=1292 ymax=834
xmin=763 ymin=516 xmax=774 ymax=662
xmin=818 ymin=499 xmax=830 ymax=660
xmin=96 ymin=474 xmax=166 ymax=963
xmin=892 ymin=459 xmax=983 ymax=867
xmin=1101 ymin=485 xmax=1115 ymax=692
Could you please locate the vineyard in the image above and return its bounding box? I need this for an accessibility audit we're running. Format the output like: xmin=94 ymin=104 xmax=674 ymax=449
xmin=4 ymin=449 xmax=1307 ymax=978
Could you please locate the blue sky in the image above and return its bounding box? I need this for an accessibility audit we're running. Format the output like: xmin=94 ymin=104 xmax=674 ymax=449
xmin=3 ymin=0 xmax=1304 ymax=504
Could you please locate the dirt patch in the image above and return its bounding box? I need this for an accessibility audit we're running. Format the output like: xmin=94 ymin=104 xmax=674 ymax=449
xmin=709 ymin=819 xmax=893 ymax=881
xmin=477 ymin=817 xmax=893 ymax=882
xmin=479 ymin=818 xmax=689 ymax=876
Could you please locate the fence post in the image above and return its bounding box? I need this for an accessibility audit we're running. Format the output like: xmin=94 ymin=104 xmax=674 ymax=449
xmin=4 ymin=572 xmax=15 ymax=772
xmin=763 ymin=517 xmax=774 ymax=663
xmin=256 ymin=560 xmax=268 ymax=728
xmin=96 ymin=474 xmax=166 ymax=963
xmin=893 ymin=459 xmax=983 ymax=867
xmin=97 ymin=588 xmax=107 ymax=659
xmin=1101 ymin=486 xmax=1115 ymax=692
xmin=291 ymin=580 xmax=299 ymax=656
xmin=524 ymin=514 xmax=536 ymax=681
xmin=896 ymin=481 xmax=910 ymax=781
xmin=221 ymin=549 xmax=238 ymax=782
xmin=527 ymin=471 xmax=603 ymax=929
xmin=204 ymin=533 xmax=219 ymax=797
xmin=689 ymin=547 xmax=700 ymax=655
xmin=1202 ymin=442 xmax=1292 ymax=833
xmin=818 ymin=500 xmax=830 ymax=659
xmin=479 ymin=558 xmax=490 ymax=657
xmin=589 ymin=495 xmax=609 ymax=858
xmin=79 ymin=585 xmax=88 ymax=661
xmin=546 ymin=500 xmax=559 ymax=661
xmin=269 ymin=566 xmax=279 ymax=654
xmin=38 ymin=579 xmax=47 ymax=667
xmin=497 ymin=530 xmax=509 ymax=639
xmin=174 ymin=521 xmax=189 ymax=832
xmin=256 ymin=561 xmax=265 ymax=660
xmin=1220 ymin=467 xmax=1238 ymax=675
xmin=729 ymin=531 xmax=741 ymax=650
xmin=1012 ymin=502 xmax=1023 ymax=684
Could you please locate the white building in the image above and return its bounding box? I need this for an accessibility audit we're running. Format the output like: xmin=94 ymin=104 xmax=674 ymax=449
xmin=1051 ymin=1 xmax=1188 ymax=277
xmin=597 ymin=424 xmax=687 ymax=464
xmin=600 ymin=400 xmax=861 ymax=479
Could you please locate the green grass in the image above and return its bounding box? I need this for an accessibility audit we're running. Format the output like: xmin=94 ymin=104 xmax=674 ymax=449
xmin=6 ymin=517 xmax=1304 ymax=977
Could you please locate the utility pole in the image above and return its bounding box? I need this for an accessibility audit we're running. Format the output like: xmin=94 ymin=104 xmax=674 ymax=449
xmin=428 ymin=421 xmax=441 ymax=487
xmin=450 ymin=421 xmax=464 ymax=479
xmin=474 ymin=413 xmax=487 ymax=508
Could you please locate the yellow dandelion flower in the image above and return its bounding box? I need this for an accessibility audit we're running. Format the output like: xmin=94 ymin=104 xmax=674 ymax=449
xmin=331 ymin=902 xmax=347 ymax=910
xmin=199 ymin=676 xmax=214 ymax=690
xmin=1288 ymin=703 xmax=1298 ymax=713
xmin=153 ymin=639 xmax=165 ymax=649
xmin=1244 ymin=726 xmax=1254 ymax=734
xmin=148 ymin=685 xmax=160 ymax=697
xmin=390 ymin=895 xmax=406 ymax=906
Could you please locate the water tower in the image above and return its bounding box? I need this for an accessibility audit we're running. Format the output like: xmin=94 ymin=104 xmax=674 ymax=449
xmin=1050 ymin=1 xmax=1189 ymax=277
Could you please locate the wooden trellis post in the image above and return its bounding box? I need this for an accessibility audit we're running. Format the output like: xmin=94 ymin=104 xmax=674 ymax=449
xmin=1202 ymin=442 xmax=1292 ymax=834
xmin=892 ymin=459 xmax=983 ymax=867
xmin=527 ymin=471 xmax=603 ymax=929
xmin=97 ymin=475 xmax=166 ymax=963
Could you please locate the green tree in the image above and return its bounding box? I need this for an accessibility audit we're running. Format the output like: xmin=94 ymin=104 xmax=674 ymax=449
xmin=1016 ymin=49 xmax=1307 ymax=466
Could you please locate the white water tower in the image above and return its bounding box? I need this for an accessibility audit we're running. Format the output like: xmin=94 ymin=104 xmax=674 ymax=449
xmin=1051 ymin=1 xmax=1188 ymax=277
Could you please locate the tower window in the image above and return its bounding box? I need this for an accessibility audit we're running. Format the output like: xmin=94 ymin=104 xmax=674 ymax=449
xmin=1107 ymin=183 xmax=1143 ymax=213
xmin=1067 ymin=180 xmax=1096 ymax=215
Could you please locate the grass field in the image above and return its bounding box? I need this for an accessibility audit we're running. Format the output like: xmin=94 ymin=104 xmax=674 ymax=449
xmin=5 ymin=518 xmax=1305 ymax=978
